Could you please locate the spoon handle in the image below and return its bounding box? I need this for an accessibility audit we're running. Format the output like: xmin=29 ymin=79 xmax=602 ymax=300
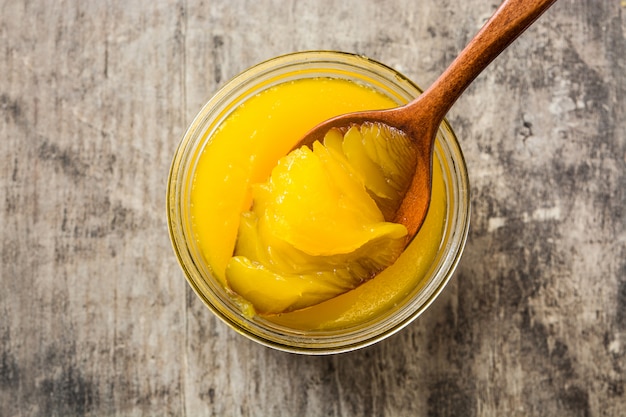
xmin=416 ymin=0 xmax=557 ymax=121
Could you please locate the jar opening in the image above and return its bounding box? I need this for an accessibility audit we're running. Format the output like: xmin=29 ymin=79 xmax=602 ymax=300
xmin=167 ymin=51 xmax=470 ymax=354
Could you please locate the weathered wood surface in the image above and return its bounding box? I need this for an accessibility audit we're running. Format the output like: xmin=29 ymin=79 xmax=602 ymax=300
xmin=1 ymin=0 xmax=624 ymax=415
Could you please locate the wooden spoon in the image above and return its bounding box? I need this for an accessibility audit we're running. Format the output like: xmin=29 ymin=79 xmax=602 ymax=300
xmin=294 ymin=0 xmax=557 ymax=242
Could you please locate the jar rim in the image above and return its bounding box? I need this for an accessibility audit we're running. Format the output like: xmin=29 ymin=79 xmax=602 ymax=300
xmin=167 ymin=51 xmax=470 ymax=354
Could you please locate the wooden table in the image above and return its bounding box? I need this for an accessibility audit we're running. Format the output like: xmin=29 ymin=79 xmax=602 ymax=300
xmin=2 ymin=0 xmax=625 ymax=415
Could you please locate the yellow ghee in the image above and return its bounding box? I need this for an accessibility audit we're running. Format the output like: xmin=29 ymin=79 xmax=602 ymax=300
xmin=190 ymin=76 xmax=446 ymax=330
xmin=226 ymin=125 xmax=416 ymax=314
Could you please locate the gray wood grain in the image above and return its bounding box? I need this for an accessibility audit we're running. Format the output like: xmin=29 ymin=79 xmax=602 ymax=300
xmin=1 ymin=0 xmax=624 ymax=415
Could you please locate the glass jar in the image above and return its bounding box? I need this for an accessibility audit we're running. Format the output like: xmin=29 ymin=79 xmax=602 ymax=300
xmin=167 ymin=51 xmax=470 ymax=354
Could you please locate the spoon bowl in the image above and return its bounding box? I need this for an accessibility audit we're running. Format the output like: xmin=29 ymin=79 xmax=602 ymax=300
xmin=294 ymin=0 xmax=558 ymax=241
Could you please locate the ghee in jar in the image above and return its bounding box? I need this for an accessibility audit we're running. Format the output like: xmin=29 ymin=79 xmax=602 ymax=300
xmin=190 ymin=76 xmax=447 ymax=330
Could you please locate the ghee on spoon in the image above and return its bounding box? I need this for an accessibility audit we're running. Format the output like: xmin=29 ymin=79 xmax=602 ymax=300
xmin=294 ymin=0 xmax=557 ymax=242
